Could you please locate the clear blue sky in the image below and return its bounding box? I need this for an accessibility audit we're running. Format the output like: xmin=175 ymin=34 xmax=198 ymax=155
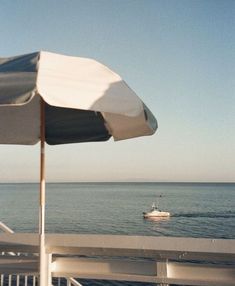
xmin=0 ymin=0 xmax=234 ymax=182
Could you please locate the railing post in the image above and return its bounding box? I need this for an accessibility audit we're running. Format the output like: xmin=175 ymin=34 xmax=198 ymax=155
xmin=0 ymin=274 xmax=3 ymax=286
xmin=40 ymin=251 xmax=53 ymax=286
xmin=46 ymin=253 xmax=53 ymax=286
xmin=16 ymin=275 xmax=20 ymax=286
xmin=33 ymin=276 xmax=36 ymax=286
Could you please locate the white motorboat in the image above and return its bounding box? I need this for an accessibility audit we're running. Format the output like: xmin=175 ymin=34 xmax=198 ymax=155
xmin=143 ymin=203 xmax=170 ymax=218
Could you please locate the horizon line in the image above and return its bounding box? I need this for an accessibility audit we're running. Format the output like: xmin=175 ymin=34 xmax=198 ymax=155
xmin=0 ymin=181 xmax=234 ymax=184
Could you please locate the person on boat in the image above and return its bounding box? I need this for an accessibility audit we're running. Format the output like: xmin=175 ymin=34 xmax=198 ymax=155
xmin=151 ymin=203 xmax=156 ymax=211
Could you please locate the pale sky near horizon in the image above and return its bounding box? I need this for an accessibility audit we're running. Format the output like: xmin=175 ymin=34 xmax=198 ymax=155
xmin=0 ymin=0 xmax=234 ymax=182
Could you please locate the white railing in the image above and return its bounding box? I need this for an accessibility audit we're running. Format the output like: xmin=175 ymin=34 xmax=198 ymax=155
xmin=0 ymin=222 xmax=38 ymax=286
xmin=1 ymin=222 xmax=235 ymax=286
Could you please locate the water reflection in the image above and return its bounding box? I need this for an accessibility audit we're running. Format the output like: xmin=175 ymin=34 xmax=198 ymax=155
xmin=144 ymin=216 xmax=170 ymax=222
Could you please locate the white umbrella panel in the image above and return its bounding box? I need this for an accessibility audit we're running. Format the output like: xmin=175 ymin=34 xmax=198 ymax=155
xmin=0 ymin=51 xmax=157 ymax=144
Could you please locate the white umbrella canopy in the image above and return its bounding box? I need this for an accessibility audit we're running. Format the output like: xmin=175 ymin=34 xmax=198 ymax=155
xmin=0 ymin=51 xmax=157 ymax=144
xmin=0 ymin=51 xmax=157 ymax=285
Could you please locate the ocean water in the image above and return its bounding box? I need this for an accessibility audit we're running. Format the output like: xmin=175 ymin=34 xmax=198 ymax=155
xmin=1 ymin=182 xmax=235 ymax=238
xmin=0 ymin=182 xmax=235 ymax=285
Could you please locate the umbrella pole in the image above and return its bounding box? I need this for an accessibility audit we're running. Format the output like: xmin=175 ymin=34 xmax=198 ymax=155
xmin=39 ymin=98 xmax=47 ymax=286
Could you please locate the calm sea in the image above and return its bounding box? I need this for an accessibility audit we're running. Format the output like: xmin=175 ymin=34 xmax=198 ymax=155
xmin=0 ymin=182 xmax=235 ymax=285
xmin=1 ymin=182 xmax=235 ymax=238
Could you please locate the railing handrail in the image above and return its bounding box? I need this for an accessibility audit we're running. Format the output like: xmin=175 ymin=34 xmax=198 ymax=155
xmin=0 ymin=233 xmax=235 ymax=261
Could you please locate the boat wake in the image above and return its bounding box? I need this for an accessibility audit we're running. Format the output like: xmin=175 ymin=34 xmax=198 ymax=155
xmin=172 ymin=212 xmax=235 ymax=218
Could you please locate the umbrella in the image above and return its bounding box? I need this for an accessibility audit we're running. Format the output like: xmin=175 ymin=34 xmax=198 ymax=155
xmin=0 ymin=51 xmax=157 ymax=285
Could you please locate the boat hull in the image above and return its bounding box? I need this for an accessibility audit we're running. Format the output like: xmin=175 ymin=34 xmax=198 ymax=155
xmin=143 ymin=211 xmax=170 ymax=218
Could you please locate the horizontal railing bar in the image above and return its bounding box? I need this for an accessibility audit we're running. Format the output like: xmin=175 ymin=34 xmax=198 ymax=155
xmin=0 ymin=234 xmax=235 ymax=262
xmin=46 ymin=234 xmax=235 ymax=261
xmin=53 ymin=257 xmax=157 ymax=276
xmin=45 ymin=235 xmax=235 ymax=262
xmin=0 ymin=234 xmax=38 ymax=255
xmin=0 ymin=256 xmax=38 ymax=275
xmin=52 ymin=257 xmax=235 ymax=285
xmin=168 ymin=262 xmax=235 ymax=286
xmin=46 ymin=234 xmax=235 ymax=255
